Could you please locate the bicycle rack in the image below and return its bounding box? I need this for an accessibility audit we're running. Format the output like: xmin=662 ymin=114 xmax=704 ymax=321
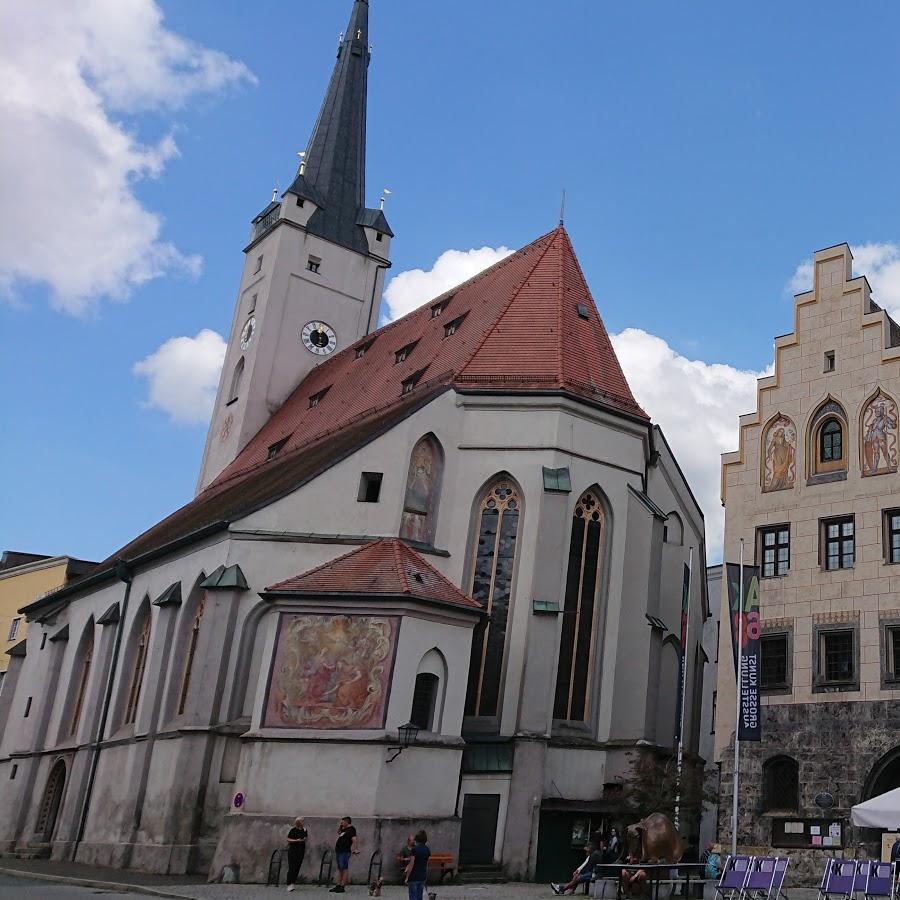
xmin=319 ymin=848 xmax=334 ymax=886
xmin=267 ymin=847 xmax=285 ymax=886
xmin=368 ymin=849 xmax=383 ymax=886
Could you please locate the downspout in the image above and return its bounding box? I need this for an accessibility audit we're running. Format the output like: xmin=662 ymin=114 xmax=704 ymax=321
xmin=74 ymin=558 xmax=132 ymax=853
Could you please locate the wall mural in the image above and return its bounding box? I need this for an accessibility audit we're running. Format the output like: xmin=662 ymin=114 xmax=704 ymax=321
xmin=762 ymin=414 xmax=797 ymax=491
xmin=400 ymin=435 xmax=444 ymax=544
xmin=264 ymin=614 xmax=398 ymax=730
xmin=862 ymin=391 xmax=899 ymax=477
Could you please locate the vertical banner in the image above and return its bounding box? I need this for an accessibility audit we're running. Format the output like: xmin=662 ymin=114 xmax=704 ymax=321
xmin=726 ymin=562 xmax=761 ymax=742
xmin=674 ymin=562 xmax=691 ymax=744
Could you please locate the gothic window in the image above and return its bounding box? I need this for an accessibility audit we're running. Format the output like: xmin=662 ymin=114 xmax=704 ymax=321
xmin=554 ymin=488 xmax=606 ymax=722
xmin=228 ymin=357 xmax=245 ymax=404
xmin=177 ymin=596 xmax=205 ymax=716
xmin=35 ymin=759 xmax=66 ymax=841
xmin=124 ymin=613 xmax=150 ymax=725
xmin=69 ymin=626 xmax=94 ymax=737
xmin=762 ymin=756 xmax=799 ymax=812
xmin=410 ymin=673 xmax=439 ymax=731
xmin=464 ymin=481 xmax=521 ymax=719
xmin=820 ymin=419 xmax=842 ymax=461
xmin=399 ymin=435 xmax=444 ymax=545
xmin=808 ymin=399 xmax=848 ymax=478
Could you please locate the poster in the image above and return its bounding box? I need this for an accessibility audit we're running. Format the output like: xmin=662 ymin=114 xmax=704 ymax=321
xmin=725 ymin=563 xmax=762 ymax=741
xmin=881 ymin=833 xmax=900 ymax=863
xmin=263 ymin=613 xmax=398 ymax=729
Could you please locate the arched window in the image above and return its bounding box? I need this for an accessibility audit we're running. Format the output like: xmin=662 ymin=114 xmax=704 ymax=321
xmin=69 ymin=624 xmax=94 ymax=737
xmin=410 ymin=673 xmax=439 ymax=731
xmin=820 ymin=419 xmax=842 ymax=462
xmin=554 ymin=488 xmax=606 ymax=722
xmin=35 ymin=759 xmax=66 ymax=841
xmin=177 ymin=595 xmax=205 ymax=716
xmin=229 ymin=357 xmax=245 ymax=403
xmin=464 ymin=480 xmax=521 ymax=719
xmin=664 ymin=512 xmax=683 ymax=545
xmin=399 ymin=434 xmax=444 ymax=545
xmin=124 ymin=612 xmax=150 ymax=725
xmin=763 ymin=755 xmax=799 ymax=812
xmin=809 ymin=399 xmax=848 ymax=477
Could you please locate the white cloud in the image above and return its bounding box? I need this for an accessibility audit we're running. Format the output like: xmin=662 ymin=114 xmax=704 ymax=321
xmin=133 ymin=329 xmax=227 ymax=424
xmin=0 ymin=0 xmax=255 ymax=314
xmin=789 ymin=242 xmax=900 ymax=318
xmin=612 ymin=329 xmax=769 ymax=560
xmin=382 ymin=246 xmax=513 ymax=322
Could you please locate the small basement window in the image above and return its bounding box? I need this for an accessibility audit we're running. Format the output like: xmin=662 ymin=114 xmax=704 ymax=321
xmin=267 ymin=436 xmax=290 ymax=459
xmin=824 ymin=350 xmax=835 ymax=372
xmin=358 ymin=472 xmax=383 ymax=503
xmin=306 ymin=256 xmax=321 ymax=274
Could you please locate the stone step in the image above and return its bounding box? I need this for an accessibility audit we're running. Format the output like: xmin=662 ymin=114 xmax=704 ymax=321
xmin=456 ymin=863 xmax=506 ymax=883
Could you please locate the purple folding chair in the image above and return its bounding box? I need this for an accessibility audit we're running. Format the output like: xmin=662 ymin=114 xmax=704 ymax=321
xmin=716 ymin=855 xmax=753 ymax=900
xmin=742 ymin=856 xmax=790 ymax=900
xmin=863 ymin=860 xmax=895 ymax=900
xmin=817 ymin=859 xmax=858 ymax=900
xmin=853 ymin=862 xmax=871 ymax=899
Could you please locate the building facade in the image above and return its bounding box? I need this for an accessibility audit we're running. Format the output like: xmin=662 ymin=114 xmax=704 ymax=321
xmin=0 ymin=0 xmax=708 ymax=882
xmin=717 ymin=243 xmax=900 ymax=877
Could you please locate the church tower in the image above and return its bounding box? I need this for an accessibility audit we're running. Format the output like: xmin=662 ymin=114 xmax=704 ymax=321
xmin=197 ymin=0 xmax=392 ymax=493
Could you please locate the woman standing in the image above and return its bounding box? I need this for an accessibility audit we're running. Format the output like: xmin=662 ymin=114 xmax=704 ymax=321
xmin=285 ymin=817 xmax=308 ymax=892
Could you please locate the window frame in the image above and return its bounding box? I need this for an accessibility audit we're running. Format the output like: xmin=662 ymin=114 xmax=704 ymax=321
xmin=762 ymin=755 xmax=800 ymax=813
xmin=759 ymin=627 xmax=793 ymax=694
xmin=883 ymin=509 xmax=900 ymax=565
xmin=812 ymin=621 xmax=859 ymax=693
xmin=879 ymin=616 xmax=900 ymax=687
xmin=7 ymin=617 xmax=20 ymax=642
xmin=757 ymin=524 xmax=791 ymax=578
xmin=357 ymin=472 xmax=383 ymax=503
xmin=306 ymin=256 xmax=321 ymax=274
xmin=820 ymin=515 xmax=855 ymax=571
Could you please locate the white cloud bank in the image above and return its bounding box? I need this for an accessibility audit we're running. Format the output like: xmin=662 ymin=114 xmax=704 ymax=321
xmin=789 ymin=242 xmax=900 ymax=318
xmin=133 ymin=329 xmax=227 ymax=424
xmin=0 ymin=0 xmax=254 ymax=314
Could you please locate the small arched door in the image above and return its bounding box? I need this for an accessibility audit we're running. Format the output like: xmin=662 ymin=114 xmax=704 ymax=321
xmin=35 ymin=759 xmax=66 ymax=843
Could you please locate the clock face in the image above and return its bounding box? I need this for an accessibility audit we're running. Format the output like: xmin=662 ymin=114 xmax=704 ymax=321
xmin=302 ymin=321 xmax=337 ymax=356
xmin=239 ymin=316 xmax=257 ymax=350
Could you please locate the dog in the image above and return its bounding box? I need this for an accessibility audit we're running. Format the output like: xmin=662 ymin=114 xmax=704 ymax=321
xmin=368 ymin=876 xmax=383 ymax=896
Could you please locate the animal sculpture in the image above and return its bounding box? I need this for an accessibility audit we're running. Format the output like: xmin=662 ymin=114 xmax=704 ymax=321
xmin=624 ymin=812 xmax=683 ymax=864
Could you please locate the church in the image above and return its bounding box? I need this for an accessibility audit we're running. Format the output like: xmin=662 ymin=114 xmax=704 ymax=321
xmin=0 ymin=0 xmax=707 ymax=883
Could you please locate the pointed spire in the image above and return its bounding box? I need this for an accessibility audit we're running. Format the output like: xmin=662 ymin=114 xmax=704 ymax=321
xmin=287 ymin=0 xmax=378 ymax=254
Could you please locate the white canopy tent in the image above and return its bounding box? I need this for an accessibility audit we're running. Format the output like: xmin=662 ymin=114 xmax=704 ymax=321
xmin=851 ymin=788 xmax=900 ymax=829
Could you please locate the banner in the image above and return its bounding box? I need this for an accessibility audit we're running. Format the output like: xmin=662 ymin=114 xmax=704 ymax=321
xmin=726 ymin=562 xmax=761 ymax=742
xmin=674 ymin=562 xmax=690 ymax=744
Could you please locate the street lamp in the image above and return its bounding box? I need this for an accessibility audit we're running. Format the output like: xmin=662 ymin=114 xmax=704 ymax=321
xmin=386 ymin=722 xmax=420 ymax=763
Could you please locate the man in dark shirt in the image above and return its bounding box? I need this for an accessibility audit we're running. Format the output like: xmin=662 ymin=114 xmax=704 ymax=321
xmin=551 ymin=841 xmax=603 ymax=895
xmin=404 ymin=830 xmax=431 ymax=900
xmin=330 ymin=816 xmax=358 ymax=893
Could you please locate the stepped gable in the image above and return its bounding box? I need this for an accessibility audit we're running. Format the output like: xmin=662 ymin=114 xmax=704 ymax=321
xmin=265 ymin=538 xmax=482 ymax=612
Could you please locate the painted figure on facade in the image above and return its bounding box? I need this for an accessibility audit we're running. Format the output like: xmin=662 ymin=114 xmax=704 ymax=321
xmin=762 ymin=414 xmax=797 ymax=491
xmin=862 ymin=392 xmax=898 ymax=476
xmin=265 ymin=614 xmax=397 ymax=729
xmin=400 ymin=435 xmax=443 ymax=544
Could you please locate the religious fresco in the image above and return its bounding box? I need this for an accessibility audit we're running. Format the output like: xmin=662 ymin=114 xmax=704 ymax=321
xmin=400 ymin=435 xmax=444 ymax=544
xmin=762 ymin=414 xmax=797 ymax=491
xmin=862 ymin=391 xmax=899 ymax=477
xmin=264 ymin=614 xmax=398 ymax=730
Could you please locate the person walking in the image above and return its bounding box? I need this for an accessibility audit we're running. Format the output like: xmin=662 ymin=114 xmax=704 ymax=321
xmin=285 ymin=817 xmax=308 ymax=892
xmin=330 ymin=815 xmax=358 ymax=893
xmin=404 ymin=830 xmax=431 ymax=900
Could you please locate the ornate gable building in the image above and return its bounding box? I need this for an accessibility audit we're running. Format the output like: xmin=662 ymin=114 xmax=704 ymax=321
xmin=0 ymin=0 xmax=707 ymax=882
xmin=717 ymin=243 xmax=900 ymax=873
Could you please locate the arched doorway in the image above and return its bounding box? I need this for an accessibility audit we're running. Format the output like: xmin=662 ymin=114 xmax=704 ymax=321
xmin=34 ymin=759 xmax=66 ymax=843
xmin=864 ymin=748 xmax=900 ymax=801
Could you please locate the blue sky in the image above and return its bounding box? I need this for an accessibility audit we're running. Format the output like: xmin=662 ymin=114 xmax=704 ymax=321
xmin=3 ymin=0 xmax=900 ymax=563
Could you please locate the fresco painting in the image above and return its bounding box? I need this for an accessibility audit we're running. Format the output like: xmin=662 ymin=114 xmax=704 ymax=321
xmin=264 ymin=614 xmax=398 ymax=729
xmin=862 ymin=392 xmax=899 ymax=476
xmin=762 ymin=414 xmax=797 ymax=491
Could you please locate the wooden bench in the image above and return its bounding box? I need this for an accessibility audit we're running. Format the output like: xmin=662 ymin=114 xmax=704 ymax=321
xmin=396 ymin=853 xmax=456 ymax=882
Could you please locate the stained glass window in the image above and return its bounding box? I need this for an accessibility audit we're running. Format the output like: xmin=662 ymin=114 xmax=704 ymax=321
xmin=464 ymin=482 xmax=520 ymax=718
xmin=554 ymin=489 xmax=604 ymax=722
xmin=177 ymin=597 xmax=205 ymax=716
xmin=124 ymin=613 xmax=150 ymax=725
xmin=69 ymin=627 xmax=94 ymax=736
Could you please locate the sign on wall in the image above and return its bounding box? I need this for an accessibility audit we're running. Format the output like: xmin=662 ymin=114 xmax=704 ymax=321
xmin=263 ymin=613 xmax=399 ymax=730
xmin=726 ymin=563 xmax=761 ymax=742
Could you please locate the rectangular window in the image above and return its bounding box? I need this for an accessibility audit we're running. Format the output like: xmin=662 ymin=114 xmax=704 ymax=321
xmin=401 ymin=371 xmax=424 ymax=395
xmin=710 ymin=690 xmax=717 ymax=734
xmin=430 ymin=301 xmax=446 ymax=318
xmin=576 ymin=303 xmax=591 ymax=320
xmin=884 ymin=509 xmax=900 ymax=564
xmin=376 ymin=231 xmax=383 ymax=242
xmin=759 ymin=525 xmax=790 ymax=577
xmin=253 ymin=255 xmax=263 ymax=274
xmin=443 ymin=314 xmax=467 ymax=338
xmin=296 ymin=196 xmax=304 ymax=208
xmin=249 ymin=292 xmax=257 ymax=313
xmin=23 ymin=697 xmax=32 ymax=718
xmin=760 ymin=633 xmax=789 ymax=690
xmin=394 ymin=341 xmax=418 ymax=363
xmin=306 ymin=256 xmax=321 ymax=274
xmin=40 ymin=632 xmax=47 ymax=650
xmin=886 ymin=624 xmax=900 ymax=681
xmin=7 ymin=618 xmax=20 ymax=641
xmin=824 ymin=350 xmax=835 ymax=372
xmin=822 ymin=515 xmax=854 ymax=570
xmin=821 ymin=630 xmax=854 ymax=682
xmin=357 ymin=472 xmax=383 ymax=503
xmin=9 ymin=764 xmax=16 ymax=780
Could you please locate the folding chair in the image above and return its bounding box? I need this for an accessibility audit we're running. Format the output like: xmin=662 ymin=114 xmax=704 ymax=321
xmin=715 ymin=855 xmax=753 ymax=900
xmin=863 ymin=860 xmax=896 ymax=900
xmin=742 ymin=856 xmax=789 ymax=900
xmin=816 ymin=859 xmax=857 ymax=900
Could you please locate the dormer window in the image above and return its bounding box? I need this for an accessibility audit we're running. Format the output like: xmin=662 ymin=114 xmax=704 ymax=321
xmin=307 ymin=256 xmax=321 ymax=274
xmin=430 ymin=301 xmax=447 ymax=319
xmin=267 ymin=436 xmax=290 ymax=459
xmin=401 ymin=370 xmax=426 ymax=395
xmin=308 ymin=386 xmax=330 ymax=408
xmin=355 ymin=338 xmax=376 ymax=360
xmin=395 ymin=341 xmax=418 ymax=364
xmin=576 ymin=303 xmax=590 ymax=320
xmin=444 ymin=313 xmax=467 ymax=338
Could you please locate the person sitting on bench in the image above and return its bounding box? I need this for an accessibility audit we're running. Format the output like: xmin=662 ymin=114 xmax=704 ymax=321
xmin=551 ymin=841 xmax=604 ymax=895
xmin=620 ymin=854 xmax=648 ymax=898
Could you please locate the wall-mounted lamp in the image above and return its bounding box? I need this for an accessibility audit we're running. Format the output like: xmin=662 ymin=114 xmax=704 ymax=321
xmin=386 ymin=721 xmax=420 ymax=763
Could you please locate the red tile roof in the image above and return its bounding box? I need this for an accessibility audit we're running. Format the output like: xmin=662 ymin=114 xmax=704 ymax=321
xmin=266 ymin=539 xmax=482 ymax=612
